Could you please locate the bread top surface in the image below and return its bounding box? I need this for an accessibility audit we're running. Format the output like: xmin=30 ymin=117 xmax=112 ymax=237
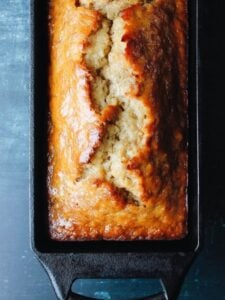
xmin=48 ymin=0 xmax=188 ymax=240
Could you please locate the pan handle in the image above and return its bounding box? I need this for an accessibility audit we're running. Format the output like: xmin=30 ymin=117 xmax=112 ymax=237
xmin=41 ymin=254 xmax=191 ymax=300
xmin=66 ymin=275 xmax=183 ymax=300
xmin=67 ymin=290 xmax=167 ymax=300
xmin=66 ymin=274 xmax=186 ymax=300
xmin=50 ymin=275 xmax=183 ymax=300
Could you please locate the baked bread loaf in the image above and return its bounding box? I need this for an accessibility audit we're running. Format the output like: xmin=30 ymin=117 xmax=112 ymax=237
xmin=48 ymin=0 xmax=188 ymax=240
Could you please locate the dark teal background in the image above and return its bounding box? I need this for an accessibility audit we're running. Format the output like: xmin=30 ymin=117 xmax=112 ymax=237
xmin=0 ymin=0 xmax=224 ymax=299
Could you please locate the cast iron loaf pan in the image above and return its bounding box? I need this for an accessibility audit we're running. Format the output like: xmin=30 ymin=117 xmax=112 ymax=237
xmin=30 ymin=0 xmax=201 ymax=299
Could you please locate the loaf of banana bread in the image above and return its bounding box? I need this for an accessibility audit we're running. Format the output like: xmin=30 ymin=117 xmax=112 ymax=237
xmin=48 ymin=0 xmax=188 ymax=240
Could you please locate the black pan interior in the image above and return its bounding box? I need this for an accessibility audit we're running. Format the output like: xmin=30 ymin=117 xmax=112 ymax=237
xmin=31 ymin=0 xmax=200 ymax=254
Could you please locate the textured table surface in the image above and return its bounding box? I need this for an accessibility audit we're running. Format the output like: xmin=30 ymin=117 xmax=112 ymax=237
xmin=0 ymin=0 xmax=225 ymax=299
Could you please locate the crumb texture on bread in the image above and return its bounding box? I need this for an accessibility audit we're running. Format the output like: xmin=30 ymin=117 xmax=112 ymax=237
xmin=48 ymin=0 xmax=188 ymax=240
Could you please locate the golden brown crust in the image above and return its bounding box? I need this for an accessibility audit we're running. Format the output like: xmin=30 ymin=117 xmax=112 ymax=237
xmin=121 ymin=1 xmax=188 ymax=202
xmin=48 ymin=0 xmax=188 ymax=241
